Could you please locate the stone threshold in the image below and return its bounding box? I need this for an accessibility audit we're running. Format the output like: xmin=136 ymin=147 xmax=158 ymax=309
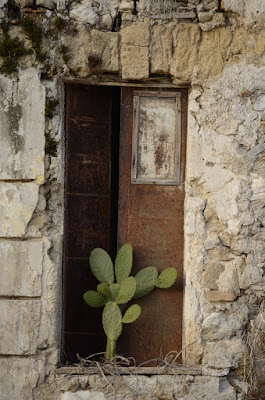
xmin=56 ymin=366 xmax=202 ymax=376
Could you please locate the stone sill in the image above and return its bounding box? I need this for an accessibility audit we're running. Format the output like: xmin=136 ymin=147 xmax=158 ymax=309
xmin=56 ymin=366 xmax=202 ymax=376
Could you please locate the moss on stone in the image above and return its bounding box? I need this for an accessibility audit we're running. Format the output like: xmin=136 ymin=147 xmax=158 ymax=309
xmin=45 ymin=132 xmax=59 ymax=157
xmin=45 ymin=99 xmax=59 ymax=118
xmin=54 ymin=16 xmax=67 ymax=31
xmin=59 ymin=44 xmax=69 ymax=62
xmin=21 ymin=15 xmax=46 ymax=62
xmin=0 ymin=22 xmax=31 ymax=75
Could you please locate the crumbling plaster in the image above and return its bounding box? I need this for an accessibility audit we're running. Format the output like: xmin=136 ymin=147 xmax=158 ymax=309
xmin=0 ymin=0 xmax=264 ymax=399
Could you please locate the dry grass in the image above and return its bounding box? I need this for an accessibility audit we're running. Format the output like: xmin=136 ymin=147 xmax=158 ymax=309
xmin=243 ymin=303 xmax=265 ymax=399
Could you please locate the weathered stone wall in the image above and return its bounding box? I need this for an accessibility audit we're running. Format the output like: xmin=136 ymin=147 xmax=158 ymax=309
xmin=0 ymin=0 xmax=264 ymax=399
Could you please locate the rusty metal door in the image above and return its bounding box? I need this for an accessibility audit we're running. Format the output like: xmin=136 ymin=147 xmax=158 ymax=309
xmin=117 ymin=87 xmax=187 ymax=364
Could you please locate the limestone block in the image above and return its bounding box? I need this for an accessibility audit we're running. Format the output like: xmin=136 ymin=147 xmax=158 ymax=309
xmin=121 ymin=20 xmax=149 ymax=81
xmin=206 ymin=179 xmax=241 ymax=225
xmin=70 ymin=1 xmax=99 ymax=25
xmin=253 ymin=31 xmax=265 ymax=56
xmin=0 ymin=240 xmax=43 ymax=296
xmin=254 ymin=95 xmax=265 ymax=111
xmin=90 ymin=30 xmax=119 ymax=73
xmin=217 ymin=263 xmax=240 ymax=295
xmin=121 ymin=19 xmax=149 ymax=47
xmin=202 ymin=312 xmax=231 ymax=340
xmin=0 ymin=358 xmax=41 ymax=400
xmin=202 ymin=0 xmax=218 ymax=11
xmin=170 ymin=23 xmax=200 ymax=82
xmin=36 ymin=0 xmax=55 ymax=9
xmin=237 ymin=263 xmax=263 ymax=289
xmin=207 ymin=245 xmax=232 ymax=261
xmin=205 ymin=291 xmax=236 ymax=302
xmin=186 ymin=376 xmax=236 ymax=400
xmin=186 ymin=114 xmax=203 ymax=181
xmin=186 ymin=197 xmax=206 ymax=212
xmin=150 ymin=25 xmax=173 ymax=74
xmin=66 ymin=27 xmax=91 ymax=78
xmin=214 ymin=114 xmax=239 ymax=136
xmin=0 ymin=69 xmax=45 ymax=180
xmin=197 ymin=27 xmax=232 ymax=81
xmin=230 ymin=27 xmax=250 ymax=56
xmin=202 ymin=164 xmax=235 ymax=193
xmin=199 ymin=12 xmax=226 ymax=32
xmin=119 ymin=0 xmax=134 ymax=12
xmin=244 ymin=0 xmax=265 ymax=26
xmin=204 ymin=338 xmax=246 ymax=368
xmin=204 ymin=233 xmax=220 ymax=250
xmin=101 ymin=14 xmax=112 ymax=30
xmin=0 ymin=182 xmax=39 ymax=237
xmin=0 ymin=299 xmax=41 ymax=354
xmin=222 ymin=0 xmax=244 ymax=15
xmin=121 ymin=45 xmax=149 ymax=80
xmin=202 ymin=262 xmax=225 ymax=290
xmin=198 ymin=11 xmax=214 ymax=22
xmin=61 ymin=391 xmax=106 ymax=400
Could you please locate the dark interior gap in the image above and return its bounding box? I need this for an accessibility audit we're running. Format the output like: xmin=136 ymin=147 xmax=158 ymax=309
xmin=109 ymin=87 xmax=121 ymax=259
xmin=63 ymin=84 xmax=121 ymax=363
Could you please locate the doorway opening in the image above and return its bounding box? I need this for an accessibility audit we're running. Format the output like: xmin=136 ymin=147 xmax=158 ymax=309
xmin=63 ymin=84 xmax=187 ymax=365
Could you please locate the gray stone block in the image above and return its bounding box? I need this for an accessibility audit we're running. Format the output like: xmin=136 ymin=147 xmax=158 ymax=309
xmin=0 ymin=240 xmax=43 ymax=296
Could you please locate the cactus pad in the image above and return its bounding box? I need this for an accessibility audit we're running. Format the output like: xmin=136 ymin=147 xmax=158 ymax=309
xmin=89 ymin=248 xmax=114 ymax=284
xmin=133 ymin=266 xmax=158 ymax=298
xmin=115 ymin=243 xmax=133 ymax=284
xmin=97 ymin=283 xmax=112 ymax=301
xmin=156 ymin=268 xmax=177 ymax=288
xmin=83 ymin=290 xmax=106 ymax=308
xmin=116 ymin=276 xmax=136 ymax=304
xmin=102 ymin=301 xmax=123 ymax=340
xmin=122 ymin=304 xmax=141 ymax=323
xmin=109 ymin=283 xmax=120 ymax=301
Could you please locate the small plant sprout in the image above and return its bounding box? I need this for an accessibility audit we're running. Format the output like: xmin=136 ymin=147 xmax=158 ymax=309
xmin=83 ymin=243 xmax=177 ymax=360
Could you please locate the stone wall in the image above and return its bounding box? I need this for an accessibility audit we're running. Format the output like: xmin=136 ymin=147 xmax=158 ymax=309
xmin=0 ymin=0 xmax=264 ymax=399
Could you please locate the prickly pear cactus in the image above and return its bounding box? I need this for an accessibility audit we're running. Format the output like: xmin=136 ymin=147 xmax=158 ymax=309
xmin=134 ymin=266 xmax=158 ymax=298
xmin=83 ymin=243 xmax=177 ymax=360
xmin=115 ymin=243 xmax=133 ymax=283
xmin=156 ymin=268 xmax=178 ymax=288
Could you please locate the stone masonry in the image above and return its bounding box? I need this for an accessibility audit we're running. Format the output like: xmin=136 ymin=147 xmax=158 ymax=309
xmin=0 ymin=0 xmax=264 ymax=399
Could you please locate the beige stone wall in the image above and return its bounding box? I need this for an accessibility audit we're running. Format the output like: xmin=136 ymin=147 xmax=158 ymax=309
xmin=0 ymin=0 xmax=264 ymax=398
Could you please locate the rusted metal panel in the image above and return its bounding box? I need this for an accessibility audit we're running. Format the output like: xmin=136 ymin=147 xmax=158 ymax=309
xmin=118 ymin=87 xmax=187 ymax=365
xmin=132 ymin=92 xmax=181 ymax=184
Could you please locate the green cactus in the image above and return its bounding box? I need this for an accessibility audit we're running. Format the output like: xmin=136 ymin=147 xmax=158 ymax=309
xmin=83 ymin=243 xmax=177 ymax=360
xmin=102 ymin=302 xmax=123 ymax=359
xmin=121 ymin=304 xmax=141 ymax=323
xmin=133 ymin=266 xmax=158 ymax=298
xmin=84 ymin=290 xmax=106 ymax=308
xmin=115 ymin=243 xmax=133 ymax=283
xmin=97 ymin=283 xmax=112 ymax=301
xmin=156 ymin=268 xmax=178 ymax=288
xmin=89 ymin=248 xmax=114 ymax=284
xmin=116 ymin=276 xmax=136 ymax=304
